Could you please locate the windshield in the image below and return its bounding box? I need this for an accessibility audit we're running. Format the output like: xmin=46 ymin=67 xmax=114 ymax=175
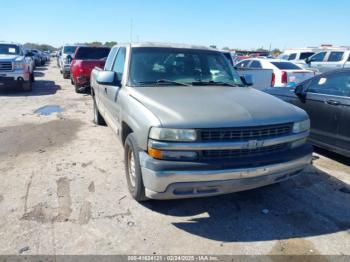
xmin=0 ymin=44 xmax=20 ymax=55
xmin=63 ymin=46 xmax=78 ymax=54
xmin=271 ymin=62 xmax=302 ymax=70
xmin=129 ymin=47 xmax=243 ymax=87
xmin=75 ymin=47 xmax=110 ymax=60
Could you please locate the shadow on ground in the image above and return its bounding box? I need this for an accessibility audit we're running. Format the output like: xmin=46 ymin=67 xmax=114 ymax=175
xmin=143 ymin=166 xmax=350 ymax=242
xmin=0 ymin=80 xmax=61 ymax=97
xmin=314 ymin=146 xmax=350 ymax=166
xmin=34 ymin=66 xmax=48 ymax=71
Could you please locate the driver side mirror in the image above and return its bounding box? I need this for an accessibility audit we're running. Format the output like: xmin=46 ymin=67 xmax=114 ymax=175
xmin=96 ymin=71 xmax=120 ymax=86
xmin=294 ymin=84 xmax=307 ymax=98
xmin=241 ymin=75 xmax=253 ymax=86
xmin=305 ymin=57 xmax=311 ymax=64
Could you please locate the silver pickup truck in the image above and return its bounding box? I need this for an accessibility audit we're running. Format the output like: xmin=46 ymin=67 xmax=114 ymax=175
xmin=91 ymin=43 xmax=313 ymax=201
xmin=0 ymin=42 xmax=33 ymax=91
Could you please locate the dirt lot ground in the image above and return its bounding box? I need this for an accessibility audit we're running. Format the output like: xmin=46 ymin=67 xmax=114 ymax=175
xmin=0 ymin=62 xmax=350 ymax=256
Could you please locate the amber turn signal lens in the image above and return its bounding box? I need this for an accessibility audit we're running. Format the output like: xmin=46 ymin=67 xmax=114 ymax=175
xmin=148 ymin=148 xmax=162 ymax=159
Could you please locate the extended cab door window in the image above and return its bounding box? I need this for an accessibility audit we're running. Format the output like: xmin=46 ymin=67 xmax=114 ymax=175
xmin=104 ymin=48 xmax=118 ymax=71
xmin=112 ymin=47 xmax=126 ymax=82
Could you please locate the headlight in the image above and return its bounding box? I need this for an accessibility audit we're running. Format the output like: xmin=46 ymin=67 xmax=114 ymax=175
xmin=293 ymin=119 xmax=310 ymax=134
xmin=149 ymin=127 xmax=197 ymax=142
xmin=14 ymin=61 xmax=24 ymax=70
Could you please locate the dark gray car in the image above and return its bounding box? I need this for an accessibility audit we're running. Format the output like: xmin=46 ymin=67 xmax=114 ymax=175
xmin=265 ymin=69 xmax=350 ymax=157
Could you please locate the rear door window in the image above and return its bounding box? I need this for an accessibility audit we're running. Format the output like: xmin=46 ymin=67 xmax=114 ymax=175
xmin=249 ymin=60 xmax=262 ymax=69
xmin=270 ymin=62 xmax=301 ymax=70
xmin=327 ymin=52 xmax=344 ymax=62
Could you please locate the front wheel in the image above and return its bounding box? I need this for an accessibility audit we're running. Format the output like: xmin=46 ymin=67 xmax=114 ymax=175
xmin=124 ymin=133 xmax=147 ymax=202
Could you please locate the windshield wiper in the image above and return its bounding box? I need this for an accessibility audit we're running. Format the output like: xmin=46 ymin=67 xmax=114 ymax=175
xmin=137 ymin=79 xmax=191 ymax=86
xmin=191 ymin=81 xmax=241 ymax=87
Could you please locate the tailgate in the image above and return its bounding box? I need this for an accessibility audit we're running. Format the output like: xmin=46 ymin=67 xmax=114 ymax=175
xmin=81 ymin=60 xmax=106 ymax=72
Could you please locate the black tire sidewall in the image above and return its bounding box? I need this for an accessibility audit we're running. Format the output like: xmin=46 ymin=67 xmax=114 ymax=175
xmin=124 ymin=133 xmax=146 ymax=201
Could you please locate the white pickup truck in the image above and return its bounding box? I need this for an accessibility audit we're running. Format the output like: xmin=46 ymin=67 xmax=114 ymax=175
xmin=0 ymin=42 xmax=34 ymax=91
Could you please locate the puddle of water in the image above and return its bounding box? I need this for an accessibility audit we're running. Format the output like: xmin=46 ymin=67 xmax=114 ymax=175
xmin=34 ymin=105 xmax=63 ymax=116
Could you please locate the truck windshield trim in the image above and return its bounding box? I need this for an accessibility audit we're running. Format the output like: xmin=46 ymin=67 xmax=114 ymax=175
xmin=128 ymin=47 xmax=243 ymax=87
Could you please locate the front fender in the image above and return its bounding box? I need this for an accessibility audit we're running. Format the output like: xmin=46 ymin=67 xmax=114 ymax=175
xmin=120 ymin=89 xmax=161 ymax=150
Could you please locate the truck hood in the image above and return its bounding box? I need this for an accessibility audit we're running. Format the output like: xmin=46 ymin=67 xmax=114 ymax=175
xmin=128 ymin=86 xmax=307 ymax=128
xmin=0 ymin=54 xmax=21 ymax=61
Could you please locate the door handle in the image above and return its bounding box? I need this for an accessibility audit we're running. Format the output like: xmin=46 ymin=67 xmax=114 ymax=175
xmin=326 ymin=100 xmax=340 ymax=106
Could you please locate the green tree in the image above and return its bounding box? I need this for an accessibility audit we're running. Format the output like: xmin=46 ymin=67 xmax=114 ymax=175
xmin=24 ymin=43 xmax=56 ymax=51
xmin=104 ymin=41 xmax=117 ymax=47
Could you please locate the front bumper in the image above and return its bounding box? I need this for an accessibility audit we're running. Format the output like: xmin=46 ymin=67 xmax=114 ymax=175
xmin=0 ymin=70 xmax=30 ymax=89
xmin=139 ymin=144 xmax=313 ymax=199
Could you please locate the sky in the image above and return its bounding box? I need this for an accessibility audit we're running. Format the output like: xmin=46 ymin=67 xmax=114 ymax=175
xmin=1 ymin=0 xmax=349 ymax=50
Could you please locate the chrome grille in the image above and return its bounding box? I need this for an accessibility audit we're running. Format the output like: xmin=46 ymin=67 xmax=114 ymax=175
xmin=199 ymin=123 xmax=293 ymax=141
xmin=0 ymin=62 xmax=13 ymax=72
xmin=201 ymin=143 xmax=289 ymax=160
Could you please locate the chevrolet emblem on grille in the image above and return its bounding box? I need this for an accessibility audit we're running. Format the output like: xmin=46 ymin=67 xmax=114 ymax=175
xmin=245 ymin=140 xmax=264 ymax=150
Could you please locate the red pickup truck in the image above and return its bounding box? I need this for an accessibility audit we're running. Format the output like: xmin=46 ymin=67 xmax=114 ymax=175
xmin=70 ymin=46 xmax=111 ymax=93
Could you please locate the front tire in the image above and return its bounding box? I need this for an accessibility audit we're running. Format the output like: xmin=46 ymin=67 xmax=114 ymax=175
xmin=63 ymin=72 xmax=69 ymax=79
xmin=124 ymin=133 xmax=147 ymax=202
